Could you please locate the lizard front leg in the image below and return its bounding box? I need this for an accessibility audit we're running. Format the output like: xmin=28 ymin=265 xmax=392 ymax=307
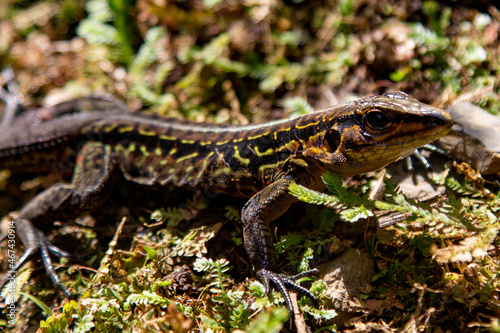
xmin=241 ymin=176 xmax=320 ymax=317
xmin=0 ymin=141 xmax=118 ymax=296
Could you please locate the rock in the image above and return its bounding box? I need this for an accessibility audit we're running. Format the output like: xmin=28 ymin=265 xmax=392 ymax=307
xmin=437 ymin=102 xmax=500 ymax=175
xmin=318 ymin=248 xmax=374 ymax=326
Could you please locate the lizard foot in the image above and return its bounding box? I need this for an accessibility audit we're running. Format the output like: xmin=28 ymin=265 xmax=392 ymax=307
xmin=0 ymin=217 xmax=78 ymax=297
xmin=256 ymin=268 xmax=320 ymax=317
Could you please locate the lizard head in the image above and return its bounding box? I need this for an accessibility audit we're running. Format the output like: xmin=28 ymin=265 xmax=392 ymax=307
xmin=304 ymin=91 xmax=454 ymax=176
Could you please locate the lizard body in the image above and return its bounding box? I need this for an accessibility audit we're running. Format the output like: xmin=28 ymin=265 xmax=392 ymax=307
xmin=0 ymin=91 xmax=453 ymax=316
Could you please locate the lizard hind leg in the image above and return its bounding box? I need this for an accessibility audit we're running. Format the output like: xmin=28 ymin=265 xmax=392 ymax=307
xmin=0 ymin=142 xmax=118 ymax=296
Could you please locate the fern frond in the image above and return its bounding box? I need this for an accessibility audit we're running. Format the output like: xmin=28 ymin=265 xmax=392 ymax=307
xmin=126 ymin=291 xmax=170 ymax=306
xmin=445 ymin=176 xmax=483 ymax=197
xmin=289 ymin=181 xmax=344 ymax=209
xmin=340 ymin=205 xmax=373 ymax=222
xmin=321 ymin=171 xmax=369 ymax=206
xmin=283 ymin=96 xmax=314 ymax=116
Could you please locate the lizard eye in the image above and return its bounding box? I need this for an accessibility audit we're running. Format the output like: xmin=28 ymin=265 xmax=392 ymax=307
xmin=364 ymin=109 xmax=391 ymax=130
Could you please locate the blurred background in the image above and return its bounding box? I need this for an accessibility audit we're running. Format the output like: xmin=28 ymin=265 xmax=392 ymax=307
xmin=0 ymin=0 xmax=498 ymax=122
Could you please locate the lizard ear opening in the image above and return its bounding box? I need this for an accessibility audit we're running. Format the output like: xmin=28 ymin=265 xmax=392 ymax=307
xmin=323 ymin=129 xmax=341 ymax=152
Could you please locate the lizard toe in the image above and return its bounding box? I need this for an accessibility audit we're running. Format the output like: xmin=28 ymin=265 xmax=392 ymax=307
xmin=256 ymin=268 xmax=319 ymax=320
xmin=1 ymin=217 xmax=72 ymax=298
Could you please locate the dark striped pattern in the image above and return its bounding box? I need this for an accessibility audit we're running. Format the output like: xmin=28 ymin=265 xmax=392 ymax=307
xmin=81 ymin=111 xmax=334 ymax=197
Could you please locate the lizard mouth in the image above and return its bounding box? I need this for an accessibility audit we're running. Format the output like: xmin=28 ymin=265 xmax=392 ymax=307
xmin=337 ymin=111 xmax=453 ymax=176
xmin=364 ymin=107 xmax=454 ymax=150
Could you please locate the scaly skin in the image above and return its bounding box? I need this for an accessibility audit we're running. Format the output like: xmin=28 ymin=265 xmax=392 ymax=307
xmin=0 ymin=91 xmax=453 ymax=318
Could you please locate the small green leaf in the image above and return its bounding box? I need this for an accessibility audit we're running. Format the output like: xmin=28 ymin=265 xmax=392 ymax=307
xmin=21 ymin=292 xmax=53 ymax=317
xmin=74 ymin=314 xmax=95 ymax=333
xmin=144 ymin=246 xmax=158 ymax=260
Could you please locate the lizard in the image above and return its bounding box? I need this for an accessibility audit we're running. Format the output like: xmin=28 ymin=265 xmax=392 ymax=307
xmin=0 ymin=91 xmax=453 ymax=317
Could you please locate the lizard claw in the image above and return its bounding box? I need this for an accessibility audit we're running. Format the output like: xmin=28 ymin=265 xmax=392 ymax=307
xmin=0 ymin=217 xmax=76 ymax=298
xmin=256 ymin=268 xmax=320 ymax=317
